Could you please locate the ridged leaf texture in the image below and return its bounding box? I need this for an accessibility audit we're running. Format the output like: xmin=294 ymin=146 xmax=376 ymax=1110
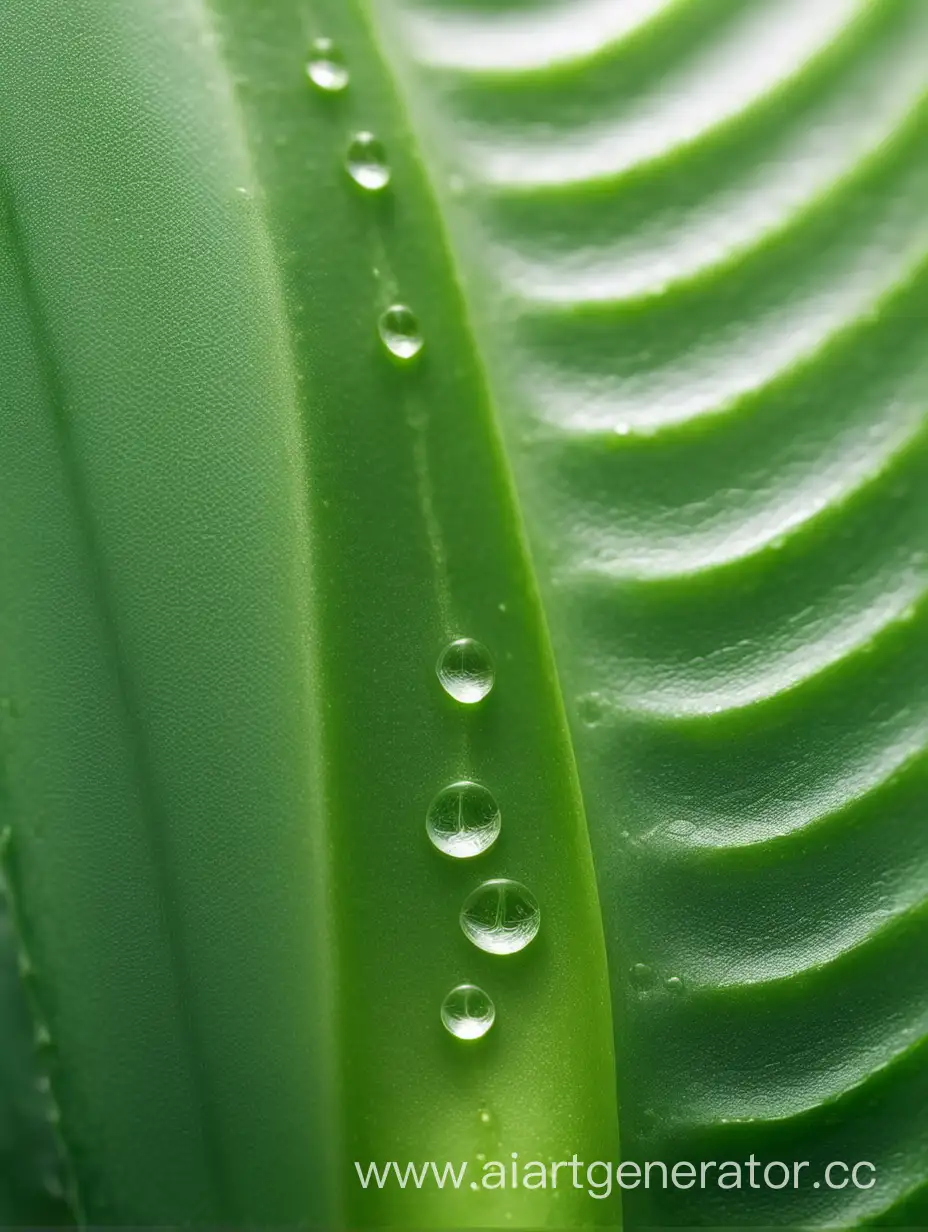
xmin=0 ymin=0 xmax=926 ymax=1228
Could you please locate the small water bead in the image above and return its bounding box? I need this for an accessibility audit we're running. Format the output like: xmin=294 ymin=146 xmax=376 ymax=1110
xmin=306 ymin=38 xmax=349 ymax=92
xmin=426 ymin=781 xmax=501 ymax=858
xmin=436 ymin=638 xmax=494 ymax=704
xmin=440 ymin=983 xmax=496 ymax=1040
xmin=630 ymin=962 xmax=655 ymax=990
xmin=346 ymin=132 xmax=390 ymax=191
xmin=665 ymin=975 xmax=684 ymax=992
xmin=378 ymin=304 xmax=423 ymax=360
xmin=460 ymin=879 xmax=540 ymax=955
xmin=577 ymin=692 xmax=606 ymax=726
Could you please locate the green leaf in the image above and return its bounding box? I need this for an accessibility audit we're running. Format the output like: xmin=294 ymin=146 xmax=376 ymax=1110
xmin=1 ymin=0 xmax=926 ymax=1229
xmin=0 ymin=0 xmax=616 ymax=1227
xmin=0 ymin=879 xmax=72 ymax=1227
xmin=371 ymin=0 xmax=928 ymax=1225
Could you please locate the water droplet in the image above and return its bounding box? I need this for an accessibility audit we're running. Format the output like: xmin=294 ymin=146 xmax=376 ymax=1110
xmin=577 ymin=692 xmax=606 ymax=726
xmin=436 ymin=638 xmax=494 ymax=704
xmin=665 ymin=975 xmax=684 ymax=992
xmin=345 ymin=132 xmax=390 ymax=191
xmin=460 ymin=879 xmax=540 ymax=955
xmin=440 ymin=983 xmax=495 ymax=1040
xmin=426 ymin=781 xmax=501 ymax=859
xmin=306 ymin=38 xmax=349 ymax=92
xmin=378 ymin=304 xmax=423 ymax=360
xmin=630 ymin=962 xmax=655 ymax=990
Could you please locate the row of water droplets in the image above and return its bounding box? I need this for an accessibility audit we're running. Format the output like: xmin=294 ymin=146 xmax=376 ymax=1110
xmin=306 ymin=38 xmax=423 ymax=362
xmin=310 ymin=37 xmax=681 ymax=1011
xmin=309 ymin=40 xmax=688 ymax=1019
xmin=433 ymin=640 xmax=540 ymax=1041
xmin=307 ymin=36 xmax=539 ymax=1041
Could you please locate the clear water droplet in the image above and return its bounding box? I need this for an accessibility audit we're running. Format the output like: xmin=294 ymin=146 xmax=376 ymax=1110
xmin=665 ymin=975 xmax=684 ymax=992
xmin=378 ymin=304 xmax=423 ymax=360
xmin=426 ymin=781 xmax=501 ymax=858
xmin=460 ymin=879 xmax=540 ymax=955
xmin=577 ymin=692 xmax=606 ymax=726
xmin=436 ymin=638 xmax=494 ymax=704
xmin=440 ymin=983 xmax=495 ymax=1040
xmin=346 ymin=132 xmax=390 ymax=191
xmin=306 ymin=38 xmax=349 ymax=92
xmin=630 ymin=962 xmax=655 ymax=990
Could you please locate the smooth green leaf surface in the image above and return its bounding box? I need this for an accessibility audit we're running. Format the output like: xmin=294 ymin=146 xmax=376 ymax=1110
xmin=0 ymin=0 xmax=616 ymax=1227
xmin=1 ymin=0 xmax=927 ymax=1228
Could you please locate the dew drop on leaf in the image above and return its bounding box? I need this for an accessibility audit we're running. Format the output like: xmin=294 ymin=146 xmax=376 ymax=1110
xmin=436 ymin=637 xmax=494 ymax=703
xmin=345 ymin=132 xmax=390 ymax=191
xmin=305 ymin=38 xmax=349 ymax=92
xmin=460 ymin=879 xmax=540 ymax=955
xmin=426 ymin=780 xmax=501 ymax=858
xmin=378 ymin=304 xmax=423 ymax=360
xmin=665 ymin=975 xmax=684 ymax=992
xmin=440 ymin=983 xmax=496 ymax=1040
xmin=630 ymin=962 xmax=655 ymax=990
xmin=577 ymin=692 xmax=606 ymax=726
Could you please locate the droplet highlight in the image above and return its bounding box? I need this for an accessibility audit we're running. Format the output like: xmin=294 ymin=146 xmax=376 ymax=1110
xmin=577 ymin=692 xmax=606 ymax=726
xmin=440 ymin=983 xmax=496 ymax=1040
xmin=378 ymin=304 xmax=423 ymax=360
xmin=436 ymin=638 xmax=494 ymax=704
xmin=346 ymin=132 xmax=390 ymax=191
xmin=630 ymin=962 xmax=655 ymax=990
xmin=460 ymin=879 xmax=540 ymax=955
xmin=306 ymin=38 xmax=349 ymax=92
xmin=426 ymin=781 xmax=501 ymax=859
xmin=665 ymin=975 xmax=684 ymax=992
